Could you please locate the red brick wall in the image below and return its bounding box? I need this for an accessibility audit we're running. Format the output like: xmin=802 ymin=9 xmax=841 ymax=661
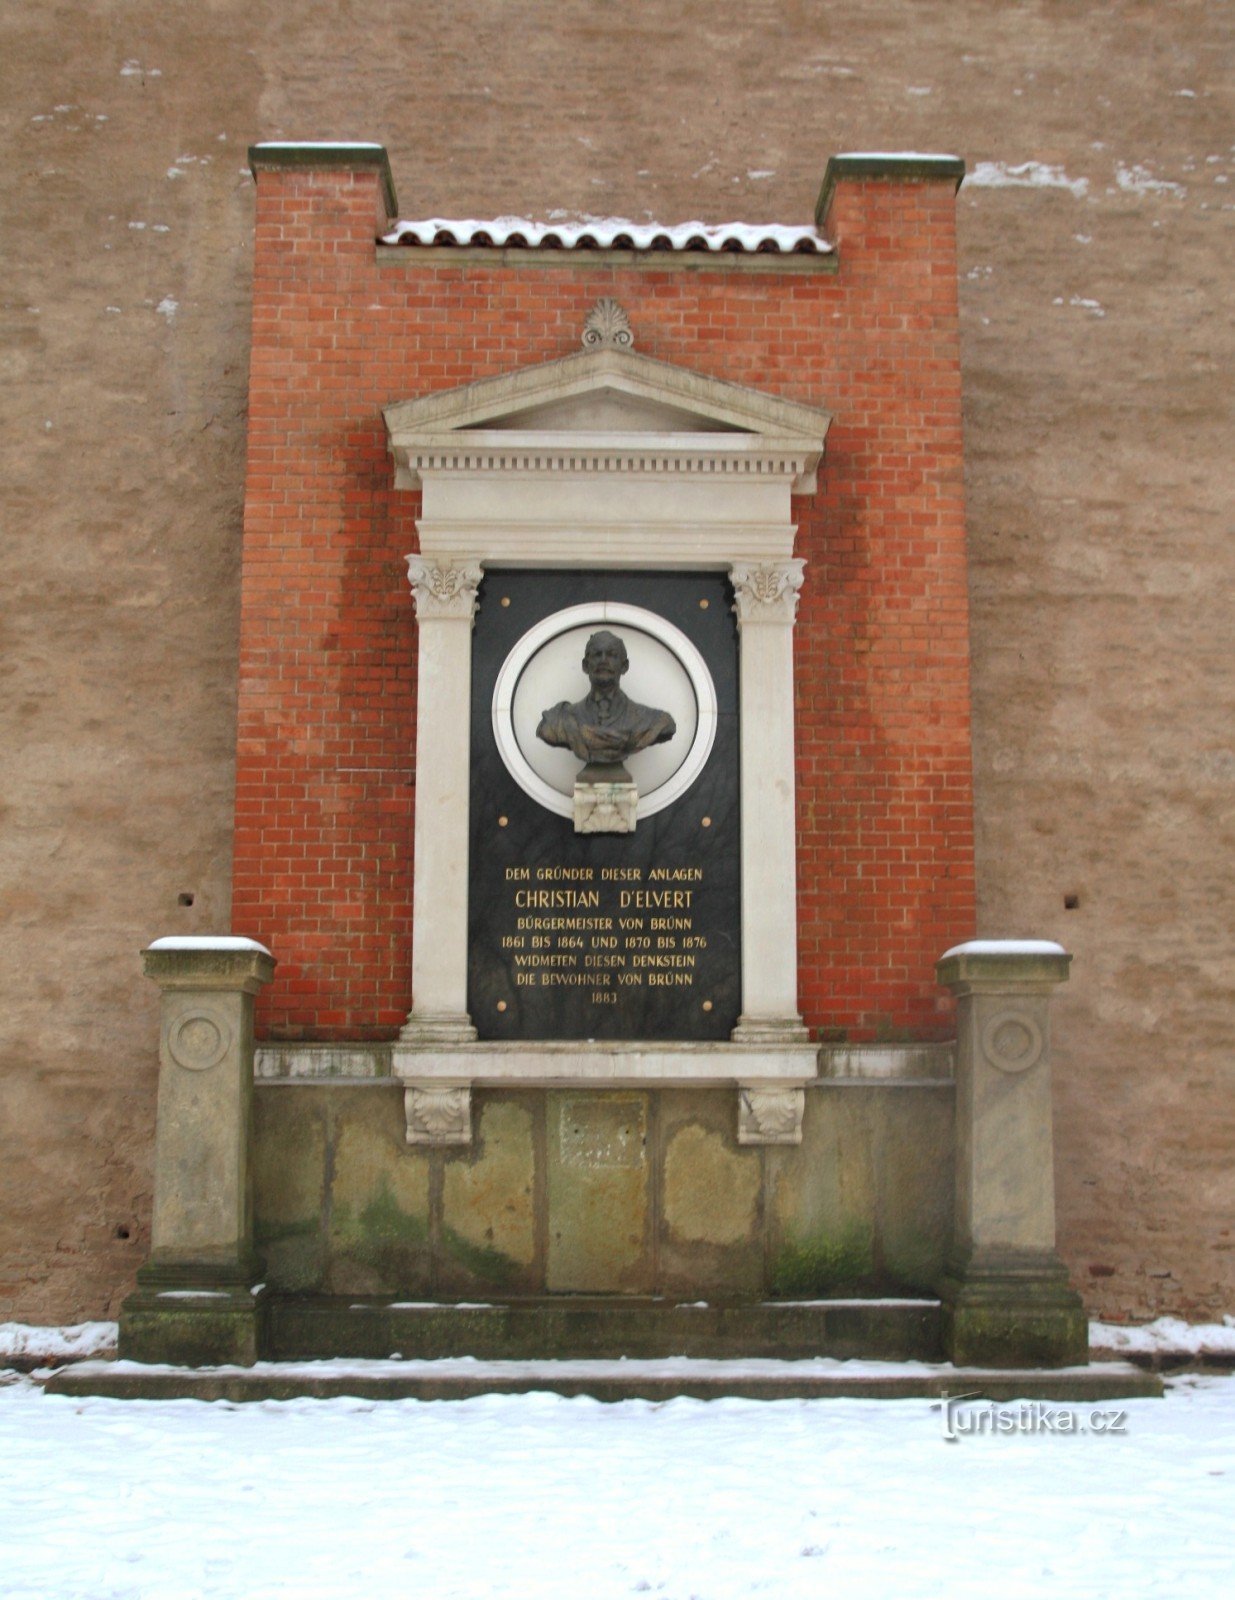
xmin=234 ymin=160 xmax=974 ymax=1041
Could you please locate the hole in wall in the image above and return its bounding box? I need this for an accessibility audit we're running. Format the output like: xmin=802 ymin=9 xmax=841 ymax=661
xmin=177 ymin=892 xmax=195 ymax=907
xmin=1063 ymin=893 xmax=1080 ymax=910
xmin=114 ymin=1225 xmax=131 ymax=1241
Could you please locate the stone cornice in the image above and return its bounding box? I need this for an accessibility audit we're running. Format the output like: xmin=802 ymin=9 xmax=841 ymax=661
xmin=393 ymin=435 xmax=821 ymax=492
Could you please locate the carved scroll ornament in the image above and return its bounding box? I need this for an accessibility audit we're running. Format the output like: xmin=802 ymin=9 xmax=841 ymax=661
xmin=405 ymin=557 xmax=483 ymax=621
xmin=737 ymin=1086 xmax=806 ymax=1145
xmin=404 ymin=1084 xmax=473 ymax=1146
xmin=581 ymin=298 xmax=635 ymax=351
xmin=730 ymin=560 xmax=806 ymax=623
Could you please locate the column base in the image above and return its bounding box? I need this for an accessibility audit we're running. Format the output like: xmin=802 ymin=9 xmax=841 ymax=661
xmin=937 ymin=1248 xmax=1087 ymax=1368
xmin=731 ymin=1014 xmax=811 ymax=1044
xmin=399 ymin=1011 xmax=478 ymax=1045
xmin=119 ymin=1258 xmax=268 ymax=1366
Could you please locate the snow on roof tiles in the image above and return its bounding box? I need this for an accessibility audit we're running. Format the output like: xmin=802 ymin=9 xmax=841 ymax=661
xmin=380 ymin=216 xmax=834 ymax=255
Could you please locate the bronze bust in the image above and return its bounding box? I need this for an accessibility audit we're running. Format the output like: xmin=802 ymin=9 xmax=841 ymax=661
xmin=536 ymin=630 xmax=675 ymax=777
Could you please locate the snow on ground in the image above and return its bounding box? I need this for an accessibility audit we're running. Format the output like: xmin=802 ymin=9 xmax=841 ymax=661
xmin=0 ymin=1369 xmax=1231 ymax=1598
xmin=1092 ymin=1315 xmax=1235 ymax=1357
xmin=0 ymin=1321 xmax=1231 ymax=1594
xmin=0 ymin=1320 xmax=116 ymax=1364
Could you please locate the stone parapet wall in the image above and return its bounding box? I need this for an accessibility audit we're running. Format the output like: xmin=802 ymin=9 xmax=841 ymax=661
xmin=253 ymin=1082 xmax=954 ymax=1300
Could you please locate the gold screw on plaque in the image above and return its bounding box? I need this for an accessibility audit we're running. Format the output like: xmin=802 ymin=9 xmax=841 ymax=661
xmin=702 ymin=1000 xmax=713 ymax=1012
xmin=500 ymin=596 xmax=511 ymax=607
xmin=701 ymin=816 xmax=712 ymax=828
xmin=498 ymin=815 xmax=509 ymax=828
xmin=699 ymin=598 xmax=709 ymax=609
xmin=497 ymin=1001 xmax=508 ymax=1012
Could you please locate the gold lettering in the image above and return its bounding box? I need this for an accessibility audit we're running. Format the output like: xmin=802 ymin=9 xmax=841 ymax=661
xmin=514 ymin=889 xmax=602 ymax=909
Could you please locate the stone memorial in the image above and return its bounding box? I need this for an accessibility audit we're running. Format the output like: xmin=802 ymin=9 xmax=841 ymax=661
xmin=101 ymin=144 xmax=1117 ymax=1387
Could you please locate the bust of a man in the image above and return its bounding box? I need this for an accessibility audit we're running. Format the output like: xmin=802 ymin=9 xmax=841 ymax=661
xmin=536 ymin=630 xmax=676 ymax=773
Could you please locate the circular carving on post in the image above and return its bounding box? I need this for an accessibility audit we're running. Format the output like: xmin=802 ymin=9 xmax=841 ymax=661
xmin=981 ymin=1010 xmax=1044 ymax=1075
xmin=166 ymin=1007 xmax=232 ymax=1072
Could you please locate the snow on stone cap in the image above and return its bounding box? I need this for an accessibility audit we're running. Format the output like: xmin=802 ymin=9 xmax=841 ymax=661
xmin=939 ymin=939 xmax=1068 ymax=961
xmin=255 ymin=140 xmax=386 ymax=151
xmin=835 ymin=150 xmax=963 ymax=162
xmin=380 ymin=215 xmax=834 ymax=255
xmin=146 ymin=935 xmax=273 ymax=955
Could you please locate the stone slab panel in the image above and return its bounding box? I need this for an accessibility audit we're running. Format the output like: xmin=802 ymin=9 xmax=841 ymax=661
xmin=546 ymin=1092 xmax=651 ymax=1292
xmin=439 ymin=1095 xmax=537 ymax=1292
xmin=324 ymin=1088 xmax=432 ymax=1298
xmin=767 ymin=1088 xmax=877 ymax=1294
xmin=658 ymin=1088 xmax=762 ymax=1297
xmin=872 ymin=1087 xmax=955 ymax=1291
xmin=252 ymin=1087 xmax=328 ymax=1291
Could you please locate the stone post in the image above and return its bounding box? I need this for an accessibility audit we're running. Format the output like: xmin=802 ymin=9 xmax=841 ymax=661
xmin=935 ymin=940 xmax=1087 ymax=1367
xmin=401 ymin=556 xmax=482 ymax=1044
xmin=120 ymin=937 xmax=276 ymax=1365
xmin=729 ymin=559 xmax=809 ymax=1042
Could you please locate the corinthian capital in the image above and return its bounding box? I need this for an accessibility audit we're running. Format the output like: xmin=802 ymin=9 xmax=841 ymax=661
xmin=729 ymin=559 xmax=806 ymax=623
xmin=405 ymin=556 xmax=483 ymax=620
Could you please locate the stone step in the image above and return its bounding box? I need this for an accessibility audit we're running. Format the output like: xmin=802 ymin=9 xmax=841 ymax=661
xmin=266 ymin=1294 xmax=946 ymax=1363
xmin=44 ymin=1356 xmax=1163 ymax=1404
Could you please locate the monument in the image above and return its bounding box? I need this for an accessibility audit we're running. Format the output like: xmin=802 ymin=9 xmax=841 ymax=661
xmin=100 ymin=144 xmax=1109 ymax=1389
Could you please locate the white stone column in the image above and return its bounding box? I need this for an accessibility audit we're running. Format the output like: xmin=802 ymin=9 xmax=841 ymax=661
xmin=729 ymin=560 xmax=809 ymax=1043
xmin=402 ymin=556 xmax=483 ymax=1043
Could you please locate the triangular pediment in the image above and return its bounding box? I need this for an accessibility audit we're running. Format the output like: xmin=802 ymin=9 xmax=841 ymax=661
xmin=384 ymin=346 xmax=831 ymax=492
xmin=476 ymin=387 xmax=747 ymax=435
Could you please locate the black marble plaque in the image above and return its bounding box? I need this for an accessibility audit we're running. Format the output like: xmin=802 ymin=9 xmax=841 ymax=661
xmin=468 ymin=569 xmax=740 ymax=1041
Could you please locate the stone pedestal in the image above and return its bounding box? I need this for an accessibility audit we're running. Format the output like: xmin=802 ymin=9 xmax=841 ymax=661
xmin=120 ymin=937 xmax=276 ymax=1365
xmin=935 ymin=941 xmax=1087 ymax=1367
xmin=574 ymin=779 xmax=638 ymax=834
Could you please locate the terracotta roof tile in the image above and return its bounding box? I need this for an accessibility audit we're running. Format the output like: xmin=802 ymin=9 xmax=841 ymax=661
xmin=380 ymin=216 xmax=833 ymax=255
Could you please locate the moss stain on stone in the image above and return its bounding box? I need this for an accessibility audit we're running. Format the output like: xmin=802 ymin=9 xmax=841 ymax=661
xmin=332 ymin=1175 xmax=429 ymax=1283
xmin=770 ymin=1225 xmax=874 ymax=1296
xmin=439 ymin=1223 xmax=519 ymax=1288
xmin=255 ymin=1216 xmax=323 ymax=1292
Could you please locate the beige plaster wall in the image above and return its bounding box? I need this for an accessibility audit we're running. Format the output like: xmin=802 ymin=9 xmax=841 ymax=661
xmin=1 ymin=0 xmax=1230 ymax=1321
